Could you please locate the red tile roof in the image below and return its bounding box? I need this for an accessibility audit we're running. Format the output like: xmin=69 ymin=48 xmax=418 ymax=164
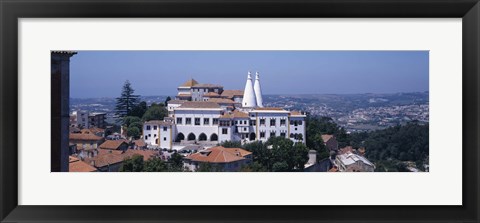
xmin=69 ymin=133 xmax=103 ymax=141
xmin=321 ymin=134 xmax=334 ymax=143
xmin=69 ymin=156 xmax=97 ymax=172
xmin=178 ymin=101 xmax=221 ymax=109
xmin=185 ymin=146 xmax=251 ymax=163
xmin=203 ymin=92 xmax=221 ymax=97
xmin=99 ymin=140 xmax=129 ymax=150
xmin=221 ymin=90 xmax=244 ymax=98
xmin=180 ymin=79 xmax=199 ymax=87
xmin=207 ymin=98 xmax=236 ymax=104
xmin=220 ymin=110 xmax=249 ymax=119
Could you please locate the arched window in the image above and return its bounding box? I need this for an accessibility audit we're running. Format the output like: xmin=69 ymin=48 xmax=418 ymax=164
xmin=175 ymin=133 xmax=185 ymax=142
xmin=210 ymin=133 xmax=218 ymax=141
xmin=199 ymin=133 xmax=207 ymax=141
xmin=187 ymin=133 xmax=196 ymax=141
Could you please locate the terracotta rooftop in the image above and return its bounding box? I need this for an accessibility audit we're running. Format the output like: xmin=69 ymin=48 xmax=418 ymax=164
xmin=221 ymin=90 xmax=244 ymax=98
xmin=321 ymin=134 xmax=334 ymax=143
xmin=125 ymin=149 xmax=157 ymax=161
xmin=207 ymin=98 xmax=236 ymax=104
xmin=80 ymin=127 xmax=104 ymax=135
xmin=180 ymin=78 xmax=199 ymax=87
xmin=84 ymin=149 xmax=155 ymax=168
xmin=178 ymin=101 xmax=221 ymax=109
xmin=192 ymin=83 xmax=223 ymax=88
xmin=290 ymin=111 xmax=303 ymax=116
xmin=99 ymin=140 xmax=129 ymax=150
xmin=69 ymin=156 xmax=97 ymax=172
xmin=69 ymin=133 xmax=103 ymax=141
xmin=220 ymin=110 xmax=249 ymax=119
xmin=185 ymin=146 xmax=251 ymax=163
xmin=203 ymin=92 xmax=220 ymax=97
xmin=133 ymin=139 xmax=146 ymax=147
xmin=144 ymin=120 xmax=174 ymax=126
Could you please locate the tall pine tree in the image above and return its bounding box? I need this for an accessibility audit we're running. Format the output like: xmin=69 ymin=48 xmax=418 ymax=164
xmin=115 ymin=80 xmax=140 ymax=118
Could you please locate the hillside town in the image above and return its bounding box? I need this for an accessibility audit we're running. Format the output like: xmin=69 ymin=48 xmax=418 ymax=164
xmin=68 ymin=73 xmax=376 ymax=172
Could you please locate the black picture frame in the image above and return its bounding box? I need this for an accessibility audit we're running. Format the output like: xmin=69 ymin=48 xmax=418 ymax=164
xmin=1 ymin=0 xmax=479 ymax=222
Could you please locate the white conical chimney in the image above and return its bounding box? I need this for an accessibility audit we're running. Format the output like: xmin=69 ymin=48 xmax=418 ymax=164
xmin=253 ymin=71 xmax=263 ymax=107
xmin=242 ymin=71 xmax=257 ymax=108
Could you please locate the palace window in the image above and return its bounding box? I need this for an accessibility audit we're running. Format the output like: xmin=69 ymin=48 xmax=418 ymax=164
xmin=146 ymin=125 xmax=151 ymax=130
xmin=164 ymin=137 xmax=167 ymax=141
xmin=195 ymin=118 xmax=201 ymax=126
xmin=176 ymin=117 xmax=182 ymax=124
xmin=280 ymin=119 xmax=286 ymax=126
xmin=260 ymin=119 xmax=265 ymax=125
xmin=222 ymin=128 xmax=228 ymax=135
xmin=163 ymin=127 xmax=168 ymax=131
xmin=260 ymin=132 xmax=265 ymax=138
xmin=270 ymin=118 xmax=276 ymax=127
xmin=204 ymin=118 xmax=210 ymax=125
xmin=154 ymin=134 xmax=157 ymax=137
xmin=153 ymin=125 xmax=157 ymax=130
xmin=298 ymin=120 xmax=303 ymax=125
xmin=220 ymin=121 xmax=231 ymax=127
xmin=270 ymin=131 xmax=276 ymax=138
xmin=280 ymin=132 xmax=286 ymax=137
xmin=213 ymin=118 xmax=219 ymax=125
xmin=186 ymin=118 xmax=192 ymax=125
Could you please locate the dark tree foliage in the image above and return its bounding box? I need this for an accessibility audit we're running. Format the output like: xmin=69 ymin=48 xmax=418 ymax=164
xmin=358 ymin=123 xmax=429 ymax=172
xmin=169 ymin=153 xmax=184 ymax=171
xmin=220 ymin=140 xmax=242 ymax=148
xmin=142 ymin=103 xmax=168 ymax=121
xmin=144 ymin=157 xmax=169 ymax=172
xmin=130 ymin=101 xmax=148 ymax=118
xmin=196 ymin=162 xmax=222 ymax=172
xmin=127 ymin=126 xmax=141 ymax=139
xmin=115 ymin=80 xmax=140 ymax=118
xmin=165 ymin=96 xmax=172 ymax=106
xmin=119 ymin=154 xmax=144 ymax=172
xmin=123 ymin=116 xmax=142 ymax=127
xmin=305 ymin=115 xmax=349 ymax=158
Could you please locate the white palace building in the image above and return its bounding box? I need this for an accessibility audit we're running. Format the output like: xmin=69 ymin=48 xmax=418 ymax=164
xmin=142 ymin=72 xmax=307 ymax=150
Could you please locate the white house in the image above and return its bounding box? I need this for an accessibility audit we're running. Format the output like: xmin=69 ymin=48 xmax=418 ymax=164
xmin=143 ymin=120 xmax=174 ymax=149
xmin=142 ymin=72 xmax=307 ymax=149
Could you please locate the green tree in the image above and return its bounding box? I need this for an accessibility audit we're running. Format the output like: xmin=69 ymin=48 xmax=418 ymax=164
xmin=115 ymin=80 xmax=140 ymax=118
xmin=164 ymin=96 xmax=172 ymax=106
xmin=127 ymin=126 xmax=141 ymax=139
xmin=142 ymin=103 xmax=168 ymax=121
xmin=272 ymin=162 xmax=289 ymax=172
xmin=119 ymin=154 xmax=144 ymax=172
xmin=130 ymin=101 xmax=148 ymax=118
xmin=144 ymin=157 xmax=169 ymax=172
xmin=220 ymin=140 xmax=242 ymax=148
xmin=196 ymin=162 xmax=215 ymax=172
xmin=123 ymin=116 xmax=142 ymax=127
xmin=169 ymin=153 xmax=184 ymax=171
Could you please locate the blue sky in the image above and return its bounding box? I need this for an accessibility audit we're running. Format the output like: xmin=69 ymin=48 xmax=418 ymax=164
xmin=69 ymin=51 xmax=429 ymax=98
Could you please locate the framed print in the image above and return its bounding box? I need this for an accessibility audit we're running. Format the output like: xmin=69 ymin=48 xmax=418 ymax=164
xmin=1 ymin=0 xmax=479 ymax=222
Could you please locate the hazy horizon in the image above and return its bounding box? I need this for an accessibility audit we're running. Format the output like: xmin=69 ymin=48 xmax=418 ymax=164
xmin=70 ymin=91 xmax=429 ymax=100
xmin=70 ymin=51 xmax=429 ymax=98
